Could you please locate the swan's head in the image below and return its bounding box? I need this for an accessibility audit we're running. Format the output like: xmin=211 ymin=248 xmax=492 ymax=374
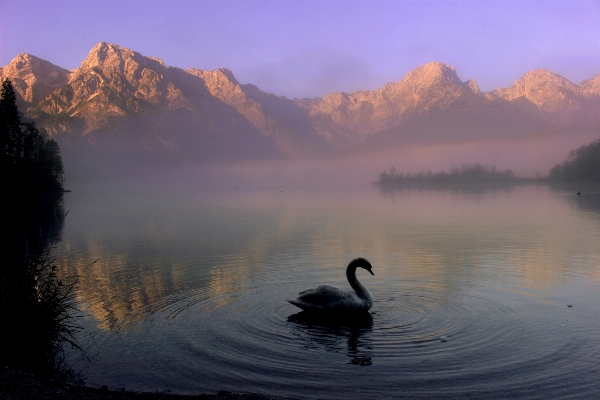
xmin=349 ymin=258 xmax=374 ymax=275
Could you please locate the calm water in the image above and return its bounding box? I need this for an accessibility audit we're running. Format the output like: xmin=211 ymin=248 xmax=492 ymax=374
xmin=55 ymin=170 xmax=600 ymax=399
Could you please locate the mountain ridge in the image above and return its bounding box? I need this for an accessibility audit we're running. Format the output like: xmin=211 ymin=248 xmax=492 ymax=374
xmin=2 ymin=42 xmax=599 ymax=160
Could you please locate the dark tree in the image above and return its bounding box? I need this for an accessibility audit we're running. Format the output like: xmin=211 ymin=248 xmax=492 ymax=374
xmin=0 ymin=78 xmax=21 ymax=175
xmin=549 ymin=139 xmax=600 ymax=182
xmin=1 ymin=78 xmax=64 ymax=192
xmin=1 ymin=78 xmax=78 ymax=377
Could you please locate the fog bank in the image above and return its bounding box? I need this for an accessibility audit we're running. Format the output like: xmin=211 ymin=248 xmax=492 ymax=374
xmin=60 ymin=132 xmax=600 ymax=192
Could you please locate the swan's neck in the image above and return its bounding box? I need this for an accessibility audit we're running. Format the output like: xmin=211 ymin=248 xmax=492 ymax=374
xmin=346 ymin=265 xmax=373 ymax=303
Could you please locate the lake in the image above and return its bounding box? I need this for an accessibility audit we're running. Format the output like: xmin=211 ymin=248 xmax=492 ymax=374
xmin=54 ymin=164 xmax=600 ymax=399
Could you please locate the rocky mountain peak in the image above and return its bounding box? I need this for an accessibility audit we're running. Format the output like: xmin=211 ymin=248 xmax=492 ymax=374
xmin=465 ymin=79 xmax=481 ymax=94
xmin=419 ymin=61 xmax=457 ymax=75
xmin=0 ymin=53 xmax=69 ymax=109
xmin=188 ymin=67 xmax=240 ymax=87
xmin=216 ymin=68 xmax=239 ymax=85
xmin=146 ymin=56 xmax=166 ymax=67
xmin=379 ymin=61 xmax=468 ymax=103
xmin=494 ymin=69 xmax=579 ymax=101
xmin=401 ymin=61 xmax=463 ymax=87
xmin=81 ymin=42 xmax=146 ymax=71
xmin=521 ymin=68 xmax=569 ymax=82
xmin=491 ymin=69 xmax=590 ymax=121
xmin=67 ymin=42 xmax=173 ymax=99
xmin=580 ymin=74 xmax=600 ymax=96
xmin=27 ymin=42 xmax=191 ymax=136
xmin=7 ymin=53 xmax=40 ymax=71
xmin=3 ymin=42 xmax=600 ymax=160
xmin=84 ymin=42 xmax=117 ymax=66
xmin=75 ymin=42 xmax=168 ymax=80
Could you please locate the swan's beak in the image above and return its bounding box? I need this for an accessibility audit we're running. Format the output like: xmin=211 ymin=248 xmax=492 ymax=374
xmin=367 ymin=269 xmax=374 ymax=276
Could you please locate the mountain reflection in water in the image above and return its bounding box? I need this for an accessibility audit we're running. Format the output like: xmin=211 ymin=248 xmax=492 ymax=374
xmin=54 ymin=176 xmax=600 ymax=399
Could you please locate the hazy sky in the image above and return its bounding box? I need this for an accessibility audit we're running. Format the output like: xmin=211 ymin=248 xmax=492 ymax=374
xmin=2 ymin=0 xmax=599 ymax=99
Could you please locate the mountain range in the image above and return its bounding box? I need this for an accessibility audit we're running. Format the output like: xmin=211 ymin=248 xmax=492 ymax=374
xmin=2 ymin=42 xmax=600 ymax=160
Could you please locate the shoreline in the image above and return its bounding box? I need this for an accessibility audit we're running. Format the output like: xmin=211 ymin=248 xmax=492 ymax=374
xmin=0 ymin=363 xmax=287 ymax=400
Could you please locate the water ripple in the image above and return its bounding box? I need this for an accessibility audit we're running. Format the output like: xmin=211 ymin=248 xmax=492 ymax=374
xmin=110 ymin=275 xmax=600 ymax=399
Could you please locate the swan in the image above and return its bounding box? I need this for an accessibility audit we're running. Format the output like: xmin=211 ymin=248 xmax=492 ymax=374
xmin=288 ymin=258 xmax=374 ymax=313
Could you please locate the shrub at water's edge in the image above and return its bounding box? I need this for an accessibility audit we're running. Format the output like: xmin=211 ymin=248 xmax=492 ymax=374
xmin=549 ymin=138 xmax=600 ymax=182
xmin=1 ymin=78 xmax=81 ymax=379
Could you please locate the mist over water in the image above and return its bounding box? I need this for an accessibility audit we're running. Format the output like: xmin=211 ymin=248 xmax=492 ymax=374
xmin=60 ymin=129 xmax=600 ymax=192
xmin=54 ymin=148 xmax=600 ymax=399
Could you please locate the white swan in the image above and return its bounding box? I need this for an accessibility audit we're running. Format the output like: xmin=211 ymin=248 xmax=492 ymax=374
xmin=288 ymin=258 xmax=374 ymax=313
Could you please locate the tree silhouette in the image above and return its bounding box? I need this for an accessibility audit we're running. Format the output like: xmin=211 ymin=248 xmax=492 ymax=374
xmin=1 ymin=78 xmax=64 ymax=192
xmin=549 ymin=139 xmax=600 ymax=182
xmin=377 ymin=163 xmax=519 ymax=186
xmin=1 ymin=78 xmax=76 ymax=376
xmin=0 ymin=77 xmax=21 ymax=175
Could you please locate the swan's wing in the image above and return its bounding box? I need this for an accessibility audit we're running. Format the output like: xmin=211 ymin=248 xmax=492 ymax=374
xmin=296 ymin=285 xmax=352 ymax=307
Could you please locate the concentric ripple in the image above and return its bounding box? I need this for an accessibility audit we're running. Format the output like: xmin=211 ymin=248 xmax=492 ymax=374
xmin=98 ymin=269 xmax=600 ymax=400
xmin=60 ymin=185 xmax=600 ymax=399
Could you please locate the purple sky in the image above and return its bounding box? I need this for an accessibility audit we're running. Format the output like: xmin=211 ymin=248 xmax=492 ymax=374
xmin=1 ymin=0 xmax=599 ymax=99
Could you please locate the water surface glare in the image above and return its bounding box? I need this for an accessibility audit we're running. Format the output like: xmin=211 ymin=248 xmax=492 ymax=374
xmin=56 ymin=181 xmax=600 ymax=399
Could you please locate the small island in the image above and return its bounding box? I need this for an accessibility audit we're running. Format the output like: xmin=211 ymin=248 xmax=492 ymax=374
xmin=375 ymin=163 xmax=537 ymax=189
xmin=376 ymin=138 xmax=600 ymax=190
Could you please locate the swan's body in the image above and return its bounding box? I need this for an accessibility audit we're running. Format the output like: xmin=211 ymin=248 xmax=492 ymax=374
xmin=288 ymin=258 xmax=374 ymax=313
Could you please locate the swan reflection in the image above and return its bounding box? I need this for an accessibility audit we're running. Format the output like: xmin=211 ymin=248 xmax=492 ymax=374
xmin=287 ymin=311 xmax=374 ymax=366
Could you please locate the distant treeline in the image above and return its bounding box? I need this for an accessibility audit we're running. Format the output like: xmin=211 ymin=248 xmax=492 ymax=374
xmin=549 ymin=138 xmax=600 ymax=182
xmin=376 ymin=163 xmax=533 ymax=187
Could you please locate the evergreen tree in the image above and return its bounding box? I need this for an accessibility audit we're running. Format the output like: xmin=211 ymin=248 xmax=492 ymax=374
xmin=1 ymin=78 xmax=64 ymax=192
xmin=1 ymin=78 xmax=77 ymax=376
xmin=0 ymin=78 xmax=21 ymax=175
